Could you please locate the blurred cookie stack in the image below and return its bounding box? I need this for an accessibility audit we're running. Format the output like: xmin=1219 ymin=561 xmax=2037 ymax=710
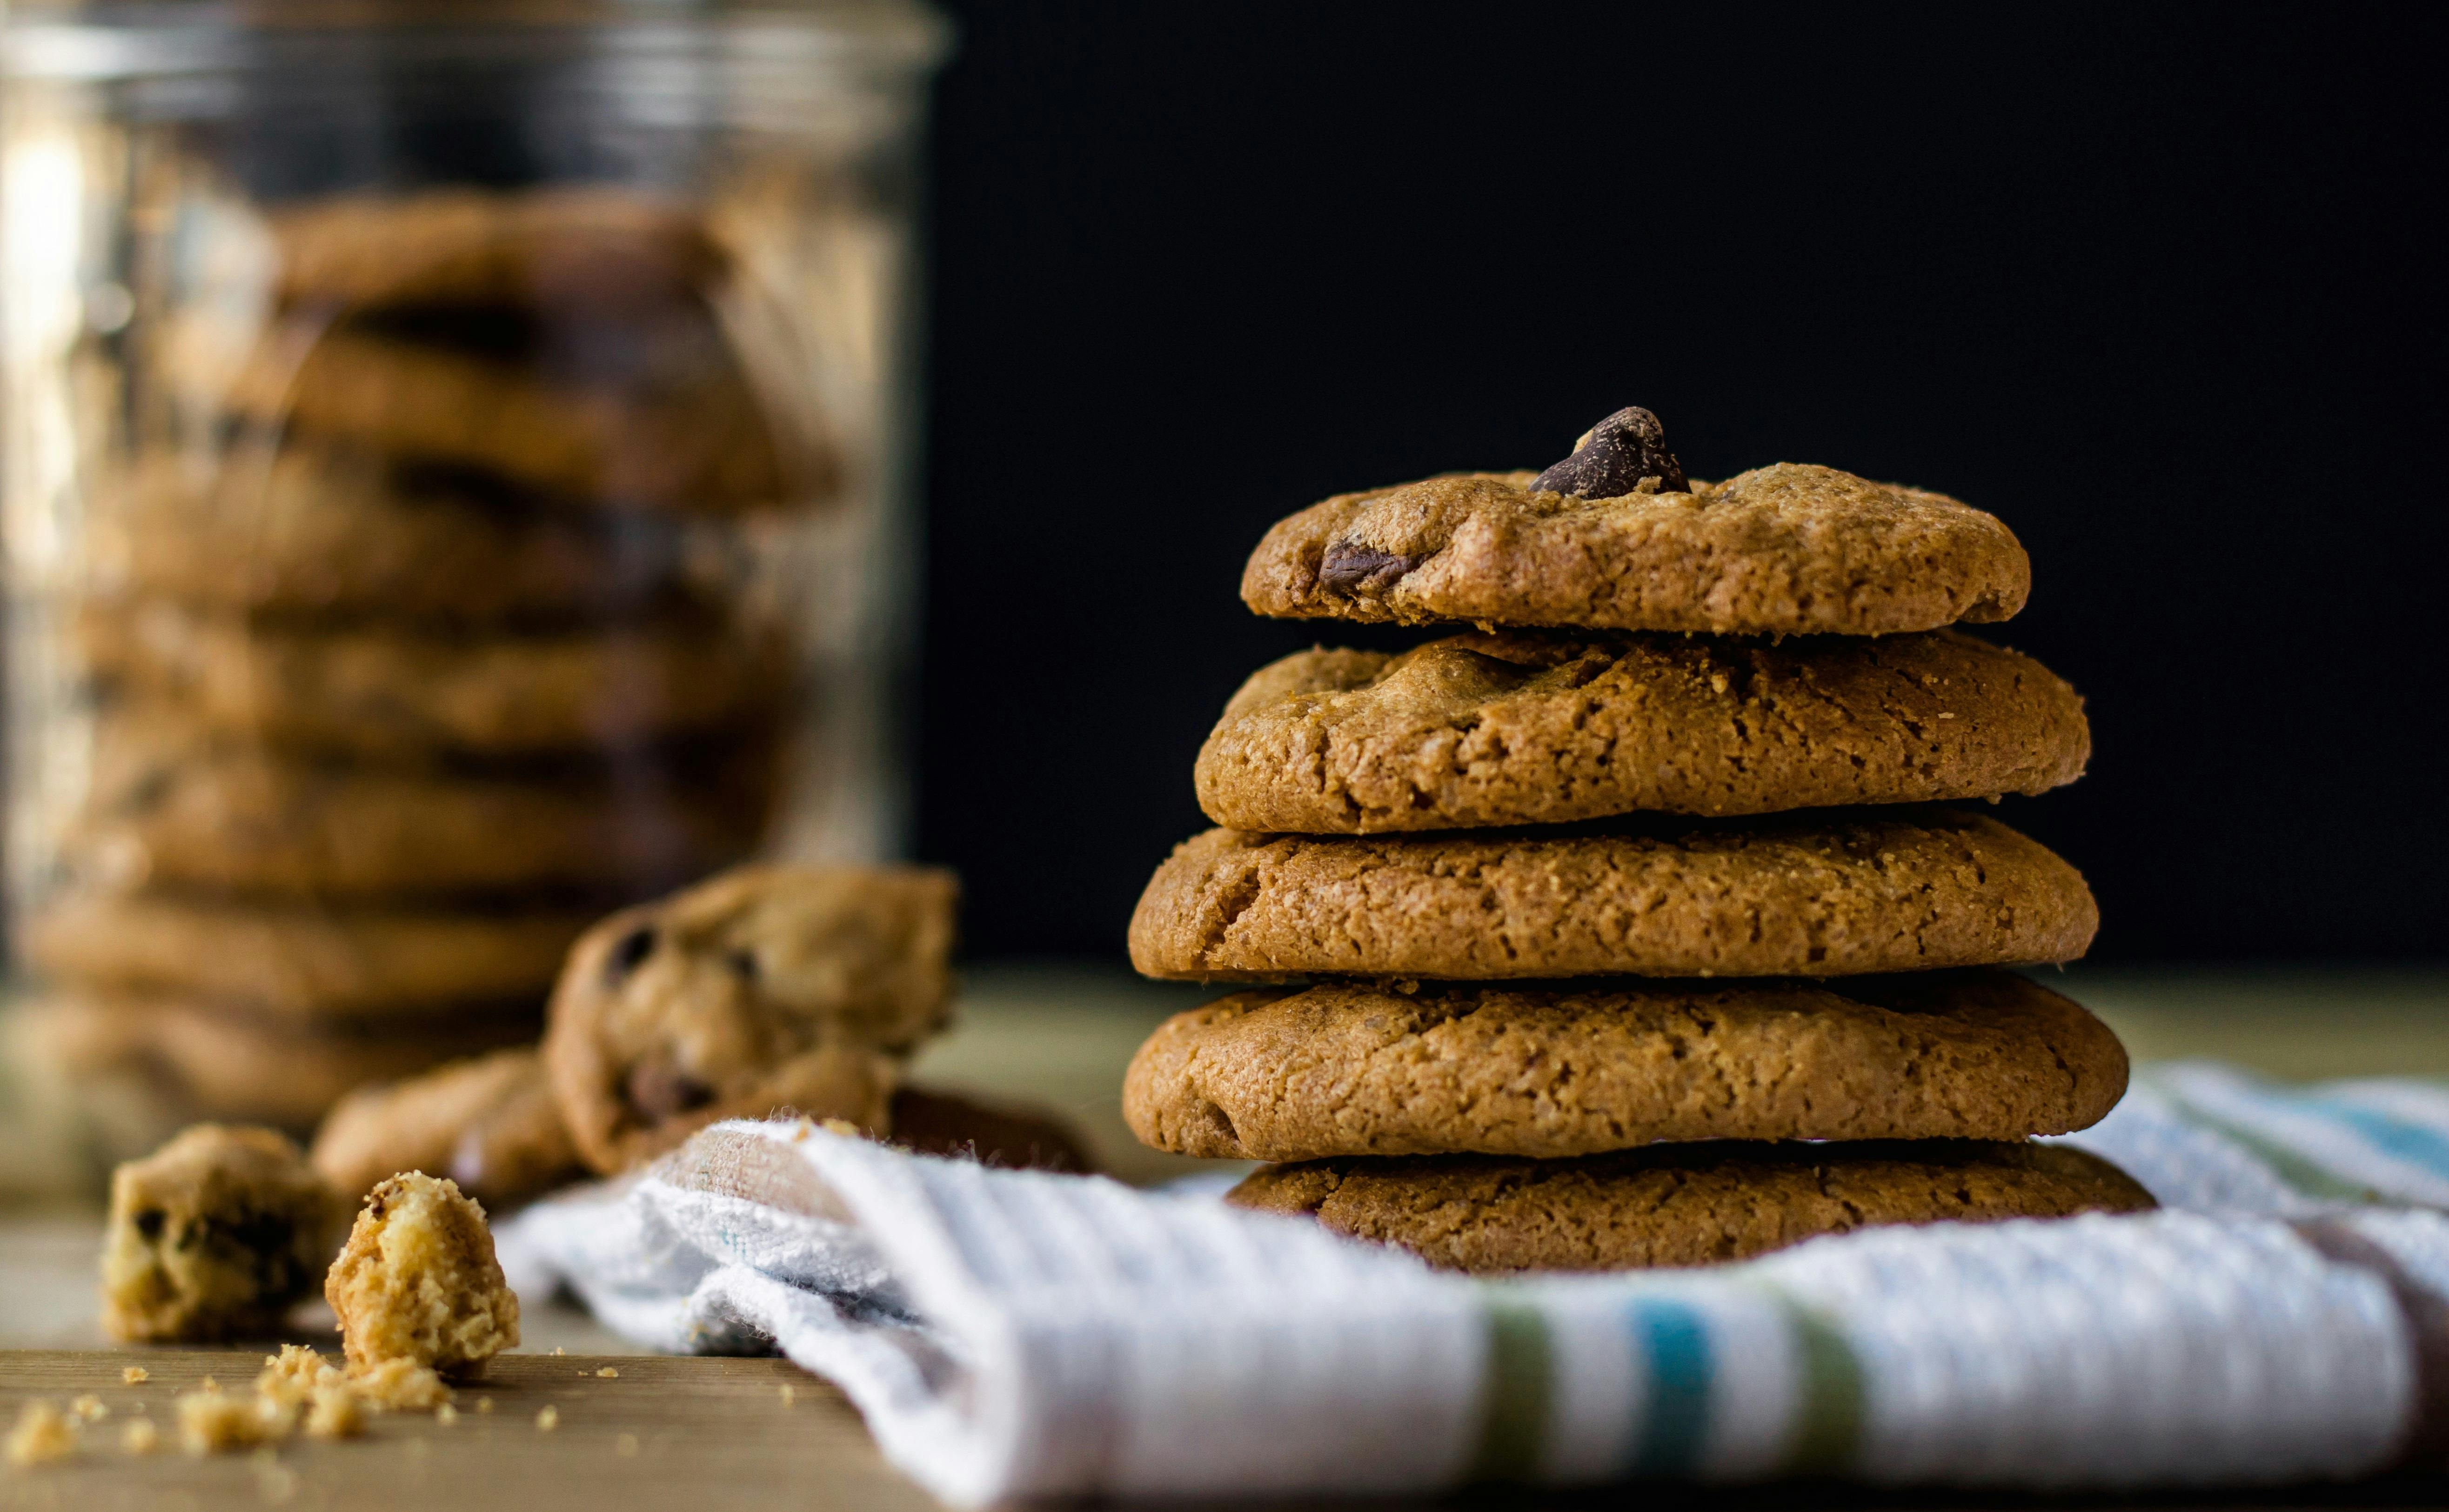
xmin=20 ymin=188 xmax=826 ymax=1156
xmin=1122 ymin=407 xmax=2154 ymax=1272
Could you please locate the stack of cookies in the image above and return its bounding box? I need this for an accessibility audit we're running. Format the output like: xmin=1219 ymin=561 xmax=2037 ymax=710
xmin=1122 ymin=407 xmax=2152 ymax=1272
xmin=20 ymin=188 xmax=826 ymax=1155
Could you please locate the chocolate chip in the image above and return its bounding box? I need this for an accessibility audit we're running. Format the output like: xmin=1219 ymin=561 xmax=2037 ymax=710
xmin=724 ymin=947 xmax=760 ymax=983
xmin=133 ymin=1208 xmax=165 ymax=1242
xmin=1529 ymin=406 xmax=1687 ymax=498
xmin=626 ymin=1058 xmax=716 ymax=1121
xmin=1319 ymin=541 xmax=1423 ymax=596
xmin=604 ymin=925 xmax=657 ymax=986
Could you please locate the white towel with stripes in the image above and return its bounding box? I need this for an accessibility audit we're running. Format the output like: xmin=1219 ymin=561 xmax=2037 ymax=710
xmin=497 ymin=1060 xmax=2449 ymax=1506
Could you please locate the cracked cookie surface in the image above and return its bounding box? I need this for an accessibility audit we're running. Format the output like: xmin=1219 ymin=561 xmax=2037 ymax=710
xmin=1195 ymin=627 xmax=2088 ymax=833
xmin=1242 ymin=463 xmax=2029 ymax=636
xmin=1122 ymin=970 xmax=2127 ymax=1161
xmin=1228 ymin=1139 xmax=2154 ymax=1273
xmin=1129 ymin=809 xmax=2097 ymax=982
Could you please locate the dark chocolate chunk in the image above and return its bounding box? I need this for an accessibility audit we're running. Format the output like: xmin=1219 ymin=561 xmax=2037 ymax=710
xmin=626 ymin=1057 xmax=716 ymax=1121
xmin=605 ymin=925 xmax=658 ymax=986
xmin=1529 ymin=406 xmax=1687 ymax=498
xmin=1319 ymin=541 xmax=1424 ymax=597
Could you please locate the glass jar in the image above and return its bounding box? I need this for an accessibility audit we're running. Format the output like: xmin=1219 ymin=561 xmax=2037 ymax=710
xmin=0 ymin=0 xmax=949 ymax=1173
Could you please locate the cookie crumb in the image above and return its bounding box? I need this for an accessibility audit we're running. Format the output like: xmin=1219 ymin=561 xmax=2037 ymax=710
xmin=199 ymin=1376 xmax=221 ymax=1393
xmin=256 ymin=1458 xmax=301 ymax=1505
xmin=121 ymin=1366 xmax=150 ymax=1385
xmin=303 ymin=1388 xmax=364 ymax=1441
xmin=473 ymin=1397 xmax=494 ymax=1414
xmin=550 ymin=1347 xmax=565 ymax=1357
xmin=177 ymin=1389 xmax=291 ymax=1454
xmin=69 ymin=1395 xmax=109 ymax=1422
xmin=535 ymin=1406 xmax=559 ymax=1432
xmin=345 ymin=1359 xmax=452 ymax=1412
xmin=778 ymin=1384 xmax=795 ymax=1405
xmin=120 ymin=1419 xmax=161 ymax=1455
xmin=5 ymin=1402 xmax=77 ymax=1467
xmin=595 ymin=1366 xmax=618 ymax=1379
xmin=435 ymin=1403 xmax=460 ymax=1426
xmin=615 ymin=1432 xmax=640 ymax=1458
xmin=255 ymin=1344 xmax=344 ymax=1406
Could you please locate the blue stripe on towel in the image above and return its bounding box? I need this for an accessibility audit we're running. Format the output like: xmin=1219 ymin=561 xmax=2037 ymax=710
xmin=2303 ymin=1098 xmax=2449 ymax=1183
xmin=1626 ymin=1298 xmax=1713 ymax=1476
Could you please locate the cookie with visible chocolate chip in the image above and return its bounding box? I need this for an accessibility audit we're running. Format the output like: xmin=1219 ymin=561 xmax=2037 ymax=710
xmin=1196 ymin=627 xmax=2088 ymax=834
xmin=327 ymin=1172 xmax=519 ymax=1377
xmin=1243 ymin=407 xmax=2027 ymax=636
xmin=1123 ymin=970 xmax=2128 ymax=1161
xmin=1228 ymin=1140 xmax=2155 ymax=1274
xmin=99 ymin=1124 xmax=344 ymax=1342
xmin=1129 ymin=809 xmax=2098 ymax=982
xmin=543 ymin=865 xmax=959 ymax=1174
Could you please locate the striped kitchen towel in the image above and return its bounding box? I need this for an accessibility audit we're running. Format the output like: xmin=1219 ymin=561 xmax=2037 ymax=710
xmin=498 ymin=1062 xmax=2449 ymax=1506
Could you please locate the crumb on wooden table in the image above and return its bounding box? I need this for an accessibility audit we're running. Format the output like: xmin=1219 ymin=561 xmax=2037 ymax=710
xmin=6 ymin=1401 xmax=77 ymax=1467
xmin=346 ymin=1358 xmax=453 ymax=1412
xmin=177 ymin=1388 xmax=292 ymax=1455
xmin=596 ymin=1366 xmax=619 ymax=1379
xmin=120 ymin=1419 xmax=161 ymax=1455
xmin=256 ymin=1344 xmax=345 ymax=1405
xmin=436 ymin=1403 xmax=460 ymax=1426
xmin=69 ymin=1394 xmax=108 ymax=1422
xmin=121 ymin=1366 xmax=150 ymax=1385
xmin=535 ymin=1405 xmax=559 ymax=1432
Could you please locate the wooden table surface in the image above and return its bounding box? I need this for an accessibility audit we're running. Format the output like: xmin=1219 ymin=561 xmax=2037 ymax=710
xmin=3 ymin=963 xmax=2447 ymax=1510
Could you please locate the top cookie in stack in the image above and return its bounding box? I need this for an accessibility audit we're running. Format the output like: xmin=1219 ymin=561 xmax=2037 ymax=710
xmin=22 ymin=189 xmax=826 ymax=1154
xmin=1123 ymin=407 xmax=2146 ymax=1273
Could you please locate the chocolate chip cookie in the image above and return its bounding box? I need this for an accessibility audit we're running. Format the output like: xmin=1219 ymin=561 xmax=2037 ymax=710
xmin=312 ymin=1050 xmax=582 ymax=1208
xmin=95 ymin=445 xmax=690 ymax=621
xmin=68 ymin=721 xmax=763 ymax=899
xmin=1195 ymin=627 xmax=2088 ymax=833
xmin=272 ymin=187 xmax=728 ymax=314
xmin=26 ymin=893 xmax=592 ymax=1022
xmin=544 ymin=865 xmax=960 ymax=1174
xmin=1229 ymin=1139 xmax=2155 ymax=1274
xmin=80 ymin=599 xmax=783 ymax=759
xmin=225 ymin=311 xmax=802 ymax=512
xmin=1129 ymin=809 xmax=2097 ymax=982
xmin=327 ymin=1172 xmax=519 ymax=1377
xmin=1244 ymin=433 xmax=2029 ymax=636
xmin=100 ymin=1124 xmax=344 ymax=1342
xmin=1122 ymin=970 xmax=2127 ymax=1161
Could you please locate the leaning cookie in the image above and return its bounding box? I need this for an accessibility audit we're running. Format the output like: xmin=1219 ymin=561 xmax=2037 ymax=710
xmin=312 ymin=1050 xmax=583 ymax=1208
xmin=93 ymin=445 xmax=690 ymax=621
xmin=224 ymin=312 xmax=802 ymax=512
xmin=543 ymin=865 xmax=959 ymax=1174
xmin=1196 ymin=627 xmax=2088 ymax=833
xmin=1123 ymin=970 xmax=2128 ymax=1161
xmin=1131 ymin=810 xmax=2098 ymax=982
xmin=79 ymin=599 xmax=783 ymax=759
xmin=272 ymin=187 xmax=728 ymax=313
xmin=886 ymin=1086 xmax=1098 ymax=1175
xmin=1244 ymin=407 xmax=2027 ymax=637
xmin=24 ymin=892 xmax=591 ymax=1024
xmin=1228 ymin=1140 xmax=2155 ymax=1274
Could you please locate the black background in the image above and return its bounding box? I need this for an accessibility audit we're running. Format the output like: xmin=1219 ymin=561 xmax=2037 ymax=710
xmin=913 ymin=3 xmax=2447 ymax=963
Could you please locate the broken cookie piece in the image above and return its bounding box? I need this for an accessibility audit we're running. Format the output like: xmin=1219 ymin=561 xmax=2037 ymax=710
xmin=543 ymin=865 xmax=954 ymax=1174
xmin=100 ymin=1124 xmax=343 ymax=1342
xmin=326 ymin=1172 xmax=519 ymax=1379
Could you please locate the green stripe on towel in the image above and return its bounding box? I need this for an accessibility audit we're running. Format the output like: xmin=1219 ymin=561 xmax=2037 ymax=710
xmin=1468 ymin=1292 xmax=1552 ymax=1481
xmin=1775 ymin=1297 xmax=1865 ymax=1475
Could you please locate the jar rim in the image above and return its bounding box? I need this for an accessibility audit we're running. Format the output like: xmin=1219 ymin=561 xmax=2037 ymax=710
xmin=4 ymin=1 xmax=953 ymax=82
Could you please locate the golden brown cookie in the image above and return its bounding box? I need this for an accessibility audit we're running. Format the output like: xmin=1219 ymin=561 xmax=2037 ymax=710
xmin=544 ymin=865 xmax=959 ymax=1174
xmin=327 ymin=1173 xmax=519 ymax=1377
xmin=272 ymin=187 xmax=728 ymax=313
xmin=79 ymin=598 xmax=781 ymax=759
xmin=311 ymin=1049 xmax=584 ymax=1208
xmin=1195 ymin=628 xmax=2088 ymax=833
xmin=20 ymin=991 xmax=537 ymax=1136
xmin=1123 ymin=970 xmax=2127 ymax=1161
xmin=1243 ymin=464 xmax=2028 ymax=637
xmin=93 ymin=445 xmax=689 ymax=621
xmin=885 ymin=1086 xmax=1098 ymax=1175
xmin=1228 ymin=1140 xmax=2155 ymax=1274
xmin=226 ymin=311 xmax=796 ymax=512
xmin=66 ymin=721 xmax=763 ymax=899
xmin=1129 ymin=810 xmax=2097 ymax=982
xmin=25 ymin=892 xmax=592 ymax=1023
xmin=99 ymin=1124 xmax=344 ymax=1342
